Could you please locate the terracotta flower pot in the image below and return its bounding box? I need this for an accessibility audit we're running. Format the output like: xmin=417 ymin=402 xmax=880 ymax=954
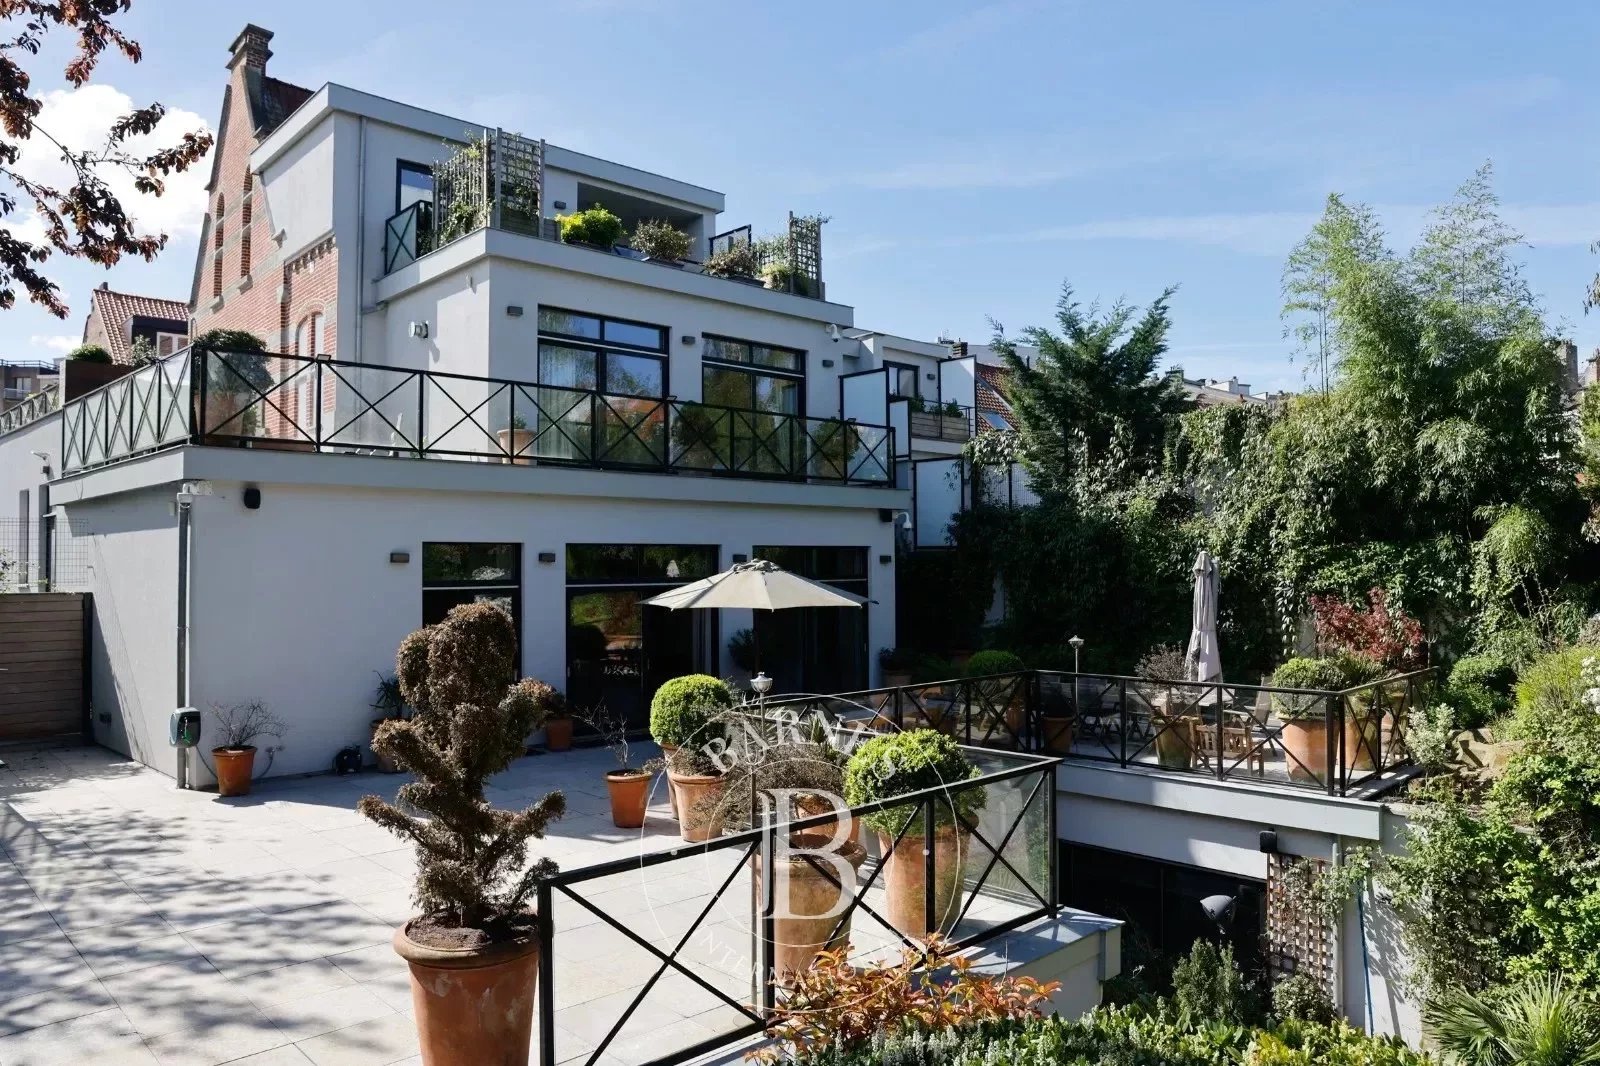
xmin=882 ymin=670 xmax=912 ymax=689
xmin=544 ymin=717 xmax=572 ymax=753
xmin=1042 ymin=714 xmax=1074 ymax=754
xmin=1281 ymin=717 xmax=1330 ymax=784
xmin=370 ymin=721 xmax=401 ymax=773
xmin=496 ymin=427 xmax=535 ymax=465
xmin=212 ymin=746 xmax=257 ymax=796
xmin=605 ymin=770 xmax=651 ymax=829
xmin=795 ymin=792 xmax=860 ymax=845
xmin=1152 ymin=716 xmax=1193 ymax=769
xmin=393 ymin=921 xmax=539 ymax=1066
xmin=878 ymin=824 xmax=967 ymax=939
xmin=667 ymin=769 xmax=727 ymax=842
xmin=756 ymin=834 xmax=866 ymax=985
xmin=1343 ymin=700 xmax=1380 ymax=771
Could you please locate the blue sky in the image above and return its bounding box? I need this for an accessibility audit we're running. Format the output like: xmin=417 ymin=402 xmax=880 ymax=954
xmin=6 ymin=0 xmax=1600 ymax=392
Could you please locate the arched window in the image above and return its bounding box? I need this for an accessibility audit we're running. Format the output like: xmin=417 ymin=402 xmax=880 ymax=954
xmin=212 ymin=196 xmax=225 ymax=298
xmin=240 ymin=176 xmax=253 ymax=275
xmin=291 ymin=311 xmax=326 ymax=436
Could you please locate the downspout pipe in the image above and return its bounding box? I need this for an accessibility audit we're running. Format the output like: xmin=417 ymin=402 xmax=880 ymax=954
xmin=175 ymin=487 xmax=193 ymax=789
xmin=1330 ymin=836 xmax=1345 ymax=1019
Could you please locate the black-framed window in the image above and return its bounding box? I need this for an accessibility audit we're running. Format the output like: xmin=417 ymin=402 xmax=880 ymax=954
xmin=702 ymin=336 xmax=805 ymax=416
xmin=422 ymin=542 xmax=521 ymax=668
xmin=752 ymin=545 xmax=868 ymax=693
xmin=566 ymin=544 xmax=720 ymax=585
xmin=538 ymin=307 xmax=668 ymax=398
xmin=884 ymin=361 xmax=920 ymax=400
xmin=396 ymin=161 xmax=434 ymax=214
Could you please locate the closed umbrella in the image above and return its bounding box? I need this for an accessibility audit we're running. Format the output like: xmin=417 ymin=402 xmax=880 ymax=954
xmin=1187 ymin=550 xmax=1222 ymax=687
xmin=642 ymin=558 xmax=865 ymax=678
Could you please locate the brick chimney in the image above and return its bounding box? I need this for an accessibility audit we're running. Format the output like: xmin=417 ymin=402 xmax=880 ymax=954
xmin=227 ymin=24 xmax=273 ymax=72
xmin=949 ymin=340 xmax=968 ymax=359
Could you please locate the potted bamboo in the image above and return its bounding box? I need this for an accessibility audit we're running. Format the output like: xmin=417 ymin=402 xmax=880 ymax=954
xmin=370 ymin=673 xmax=407 ymax=773
xmin=649 ymin=674 xmax=734 ymax=820
xmin=360 ymin=603 xmax=565 ymax=1066
xmin=843 ymin=729 xmax=984 ymax=939
xmin=208 ymin=701 xmax=284 ymax=797
xmin=1137 ymin=644 xmax=1194 ymax=769
xmin=1271 ymin=657 xmax=1348 ymax=785
xmin=579 ymin=703 xmax=662 ymax=829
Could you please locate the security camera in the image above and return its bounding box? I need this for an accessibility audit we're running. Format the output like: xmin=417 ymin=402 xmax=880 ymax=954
xmin=1200 ymin=894 xmax=1236 ymax=926
xmin=826 ymin=324 xmax=843 ymax=343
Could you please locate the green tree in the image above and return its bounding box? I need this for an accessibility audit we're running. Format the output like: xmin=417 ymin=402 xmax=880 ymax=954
xmin=992 ymin=282 xmax=1192 ymax=499
xmin=1425 ymin=975 xmax=1600 ymax=1066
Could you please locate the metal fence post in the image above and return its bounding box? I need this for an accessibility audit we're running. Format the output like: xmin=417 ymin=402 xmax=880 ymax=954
xmin=416 ymin=370 xmax=426 ymax=456
xmin=1047 ymin=765 xmax=1059 ymax=918
xmin=759 ymin=808 xmax=777 ymax=1015
xmin=537 ymin=880 xmax=555 ymax=1066
xmin=313 ymin=360 xmax=322 ymax=449
xmin=1214 ymin=683 xmax=1225 ymax=781
xmin=923 ymin=794 xmax=936 ymax=939
xmin=1326 ymin=695 xmax=1339 ymax=796
xmin=1118 ymin=679 xmax=1128 ymax=768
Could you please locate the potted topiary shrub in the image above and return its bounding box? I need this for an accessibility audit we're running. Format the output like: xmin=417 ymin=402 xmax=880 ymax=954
xmin=208 ymin=700 xmax=284 ymax=797
xmin=665 ymin=745 xmax=728 ymax=843
xmin=878 ymin=647 xmax=915 ymax=689
xmin=1337 ymin=654 xmax=1385 ymax=771
xmin=965 ymin=650 xmax=1027 ymax=744
xmin=1271 ymin=657 xmax=1349 ymax=784
xmin=497 ymin=413 xmax=534 ymax=465
xmin=649 ymin=673 xmax=735 ymax=819
xmin=843 ymin=729 xmax=984 ymax=939
xmin=193 ymin=328 xmax=274 ymax=438
xmin=555 ymin=205 xmax=624 ymax=251
xmin=579 ymin=702 xmax=661 ymax=829
xmin=370 ymin=673 xmax=407 ymax=773
xmin=359 ymin=603 xmax=565 ymax=1066
xmin=631 ymin=218 xmax=692 ymax=265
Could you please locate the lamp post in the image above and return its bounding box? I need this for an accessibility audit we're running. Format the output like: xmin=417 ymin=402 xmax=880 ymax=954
xmin=1068 ymin=635 xmax=1084 ymax=674
xmin=751 ymin=670 xmax=773 ymax=715
xmin=1068 ymin=635 xmax=1084 ymax=731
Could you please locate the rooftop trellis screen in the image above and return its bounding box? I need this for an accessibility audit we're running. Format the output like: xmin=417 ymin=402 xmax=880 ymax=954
xmin=431 ymin=130 xmax=546 ymax=249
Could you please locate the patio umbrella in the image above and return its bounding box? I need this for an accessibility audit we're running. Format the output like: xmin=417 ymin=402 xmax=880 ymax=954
xmin=641 ymin=558 xmax=865 ymax=677
xmin=1187 ymin=550 xmax=1223 ymax=686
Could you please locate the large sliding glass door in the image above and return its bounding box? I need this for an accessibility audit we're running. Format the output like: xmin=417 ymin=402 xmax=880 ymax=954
xmin=565 ymin=544 xmax=718 ymax=731
xmin=751 ymin=546 xmax=868 ymax=695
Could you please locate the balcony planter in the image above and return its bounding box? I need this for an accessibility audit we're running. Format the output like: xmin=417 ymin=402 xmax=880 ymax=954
xmin=650 ymin=674 xmax=734 ymax=823
xmin=756 ymin=833 xmax=866 ymax=985
xmin=496 ymin=426 xmax=534 ymax=466
xmin=1271 ymin=658 xmax=1348 ymax=786
xmin=909 ymin=411 xmax=969 ymax=440
xmin=1041 ymin=711 xmax=1074 ymax=754
xmin=393 ymin=923 xmax=539 ymax=1066
xmin=1342 ymin=692 xmax=1382 ymax=771
xmin=1151 ymin=714 xmax=1194 ymax=769
xmin=843 ymin=730 xmax=984 ymax=940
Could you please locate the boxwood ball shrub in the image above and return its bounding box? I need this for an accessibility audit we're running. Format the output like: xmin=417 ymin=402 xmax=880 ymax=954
xmin=843 ymin=728 xmax=984 ymax=836
xmin=556 ymin=205 xmax=624 ymax=249
xmin=649 ymin=673 xmax=734 ymax=748
xmin=1270 ymin=657 xmax=1349 ymax=719
xmin=963 ymin=649 xmax=1025 ymax=677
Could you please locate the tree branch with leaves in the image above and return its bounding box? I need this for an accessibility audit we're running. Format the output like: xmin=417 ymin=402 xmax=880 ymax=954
xmin=0 ymin=1 xmax=213 ymax=317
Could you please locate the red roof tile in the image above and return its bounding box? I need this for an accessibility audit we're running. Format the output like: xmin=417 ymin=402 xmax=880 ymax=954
xmin=84 ymin=287 xmax=189 ymax=364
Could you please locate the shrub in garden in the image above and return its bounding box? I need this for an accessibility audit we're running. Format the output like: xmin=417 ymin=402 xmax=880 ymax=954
xmin=631 ymin=218 xmax=691 ymax=261
xmin=1425 ymin=973 xmax=1600 ymax=1066
xmin=1271 ymin=973 xmax=1335 ymax=1026
xmin=67 ymin=342 xmax=111 ymax=363
xmin=1170 ymin=939 xmax=1258 ymax=1029
xmin=842 ymin=729 xmax=983 ymax=835
xmin=963 ymin=649 xmax=1025 ymax=677
xmin=702 ymin=241 xmax=760 ymax=279
xmin=648 ymin=673 xmax=734 ymax=748
xmin=1309 ymin=588 xmax=1425 ymax=671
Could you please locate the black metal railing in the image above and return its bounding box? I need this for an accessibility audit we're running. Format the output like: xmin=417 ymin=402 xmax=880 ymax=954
xmin=382 ymin=201 xmax=433 ymax=273
xmin=908 ymin=402 xmax=974 ymax=443
xmin=59 ymin=347 xmax=896 ymax=487
xmin=765 ymin=668 xmax=1433 ymax=796
xmin=533 ymin=740 xmax=1057 ymax=1066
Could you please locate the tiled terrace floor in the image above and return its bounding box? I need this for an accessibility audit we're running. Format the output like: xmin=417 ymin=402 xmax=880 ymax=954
xmin=0 ymin=744 xmax=1042 ymax=1066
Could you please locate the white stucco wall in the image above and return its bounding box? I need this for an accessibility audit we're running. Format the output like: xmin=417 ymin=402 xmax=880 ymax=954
xmin=259 ymin=112 xmax=337 ymax=260
xmin=166 ymin=470 xmax=895 ymax=781
xmin=0 ymin=414 xmax=59 ymax=578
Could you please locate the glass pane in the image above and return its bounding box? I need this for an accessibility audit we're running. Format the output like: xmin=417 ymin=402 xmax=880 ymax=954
xmin=423 ymin=543 xmax=519 ymax=584
xmin=702 ymin=366 xmax=750 ymax=409
xmin=753 ymin=375 xmax=800 ymax=414
xmin=538 ymin=345 xmax=598 ymax=390
xmin=398 ymin=164 xmax=433 ymax=209
xmin=752 ymin=345 xmax=801 ymax=371
xmin=604 ymin=320 xmax=666 ymax=351
xmin=538 ymin=308 xmax=601 ymax=339
xmin=566 ymin=544 xmax=640 ymax=582
xmin=639 ymin=546 xmax=718 ymax=582
xmin=703 ymin=337 xmax=749 ymax=364
xmin=423 ymin=588 xmax=515 ymax=624
xmin=605 ymin=354 xmax=664 ymax=398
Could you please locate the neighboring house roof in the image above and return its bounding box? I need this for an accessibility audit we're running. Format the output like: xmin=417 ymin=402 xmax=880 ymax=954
xmin=248 ymin=72 xmax=314 ymax=136
xmin=975 ymin=363 xmax=1014 ymax=429
xmin=84 ymin=286 xmax=189 ymax=364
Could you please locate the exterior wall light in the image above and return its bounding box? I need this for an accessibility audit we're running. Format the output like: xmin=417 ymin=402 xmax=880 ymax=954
xmin=680 ymin=335 xmax=696 ymax=346
xmin=507 ymin=306 xmax=524 ymax=317
xmin=878 ymin=554 xmax=892 ymax=565
xmin=537 ymin=551 xmax=557 ymax=564
xmin=389 ymin=551 xmax=410 ymax=564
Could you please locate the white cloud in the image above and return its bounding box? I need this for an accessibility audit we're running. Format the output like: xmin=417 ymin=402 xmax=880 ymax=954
xmin=28 ymin=334 xmax=77 ymax=354
xmin=4 ymin=83 xmax=212 ymax=242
